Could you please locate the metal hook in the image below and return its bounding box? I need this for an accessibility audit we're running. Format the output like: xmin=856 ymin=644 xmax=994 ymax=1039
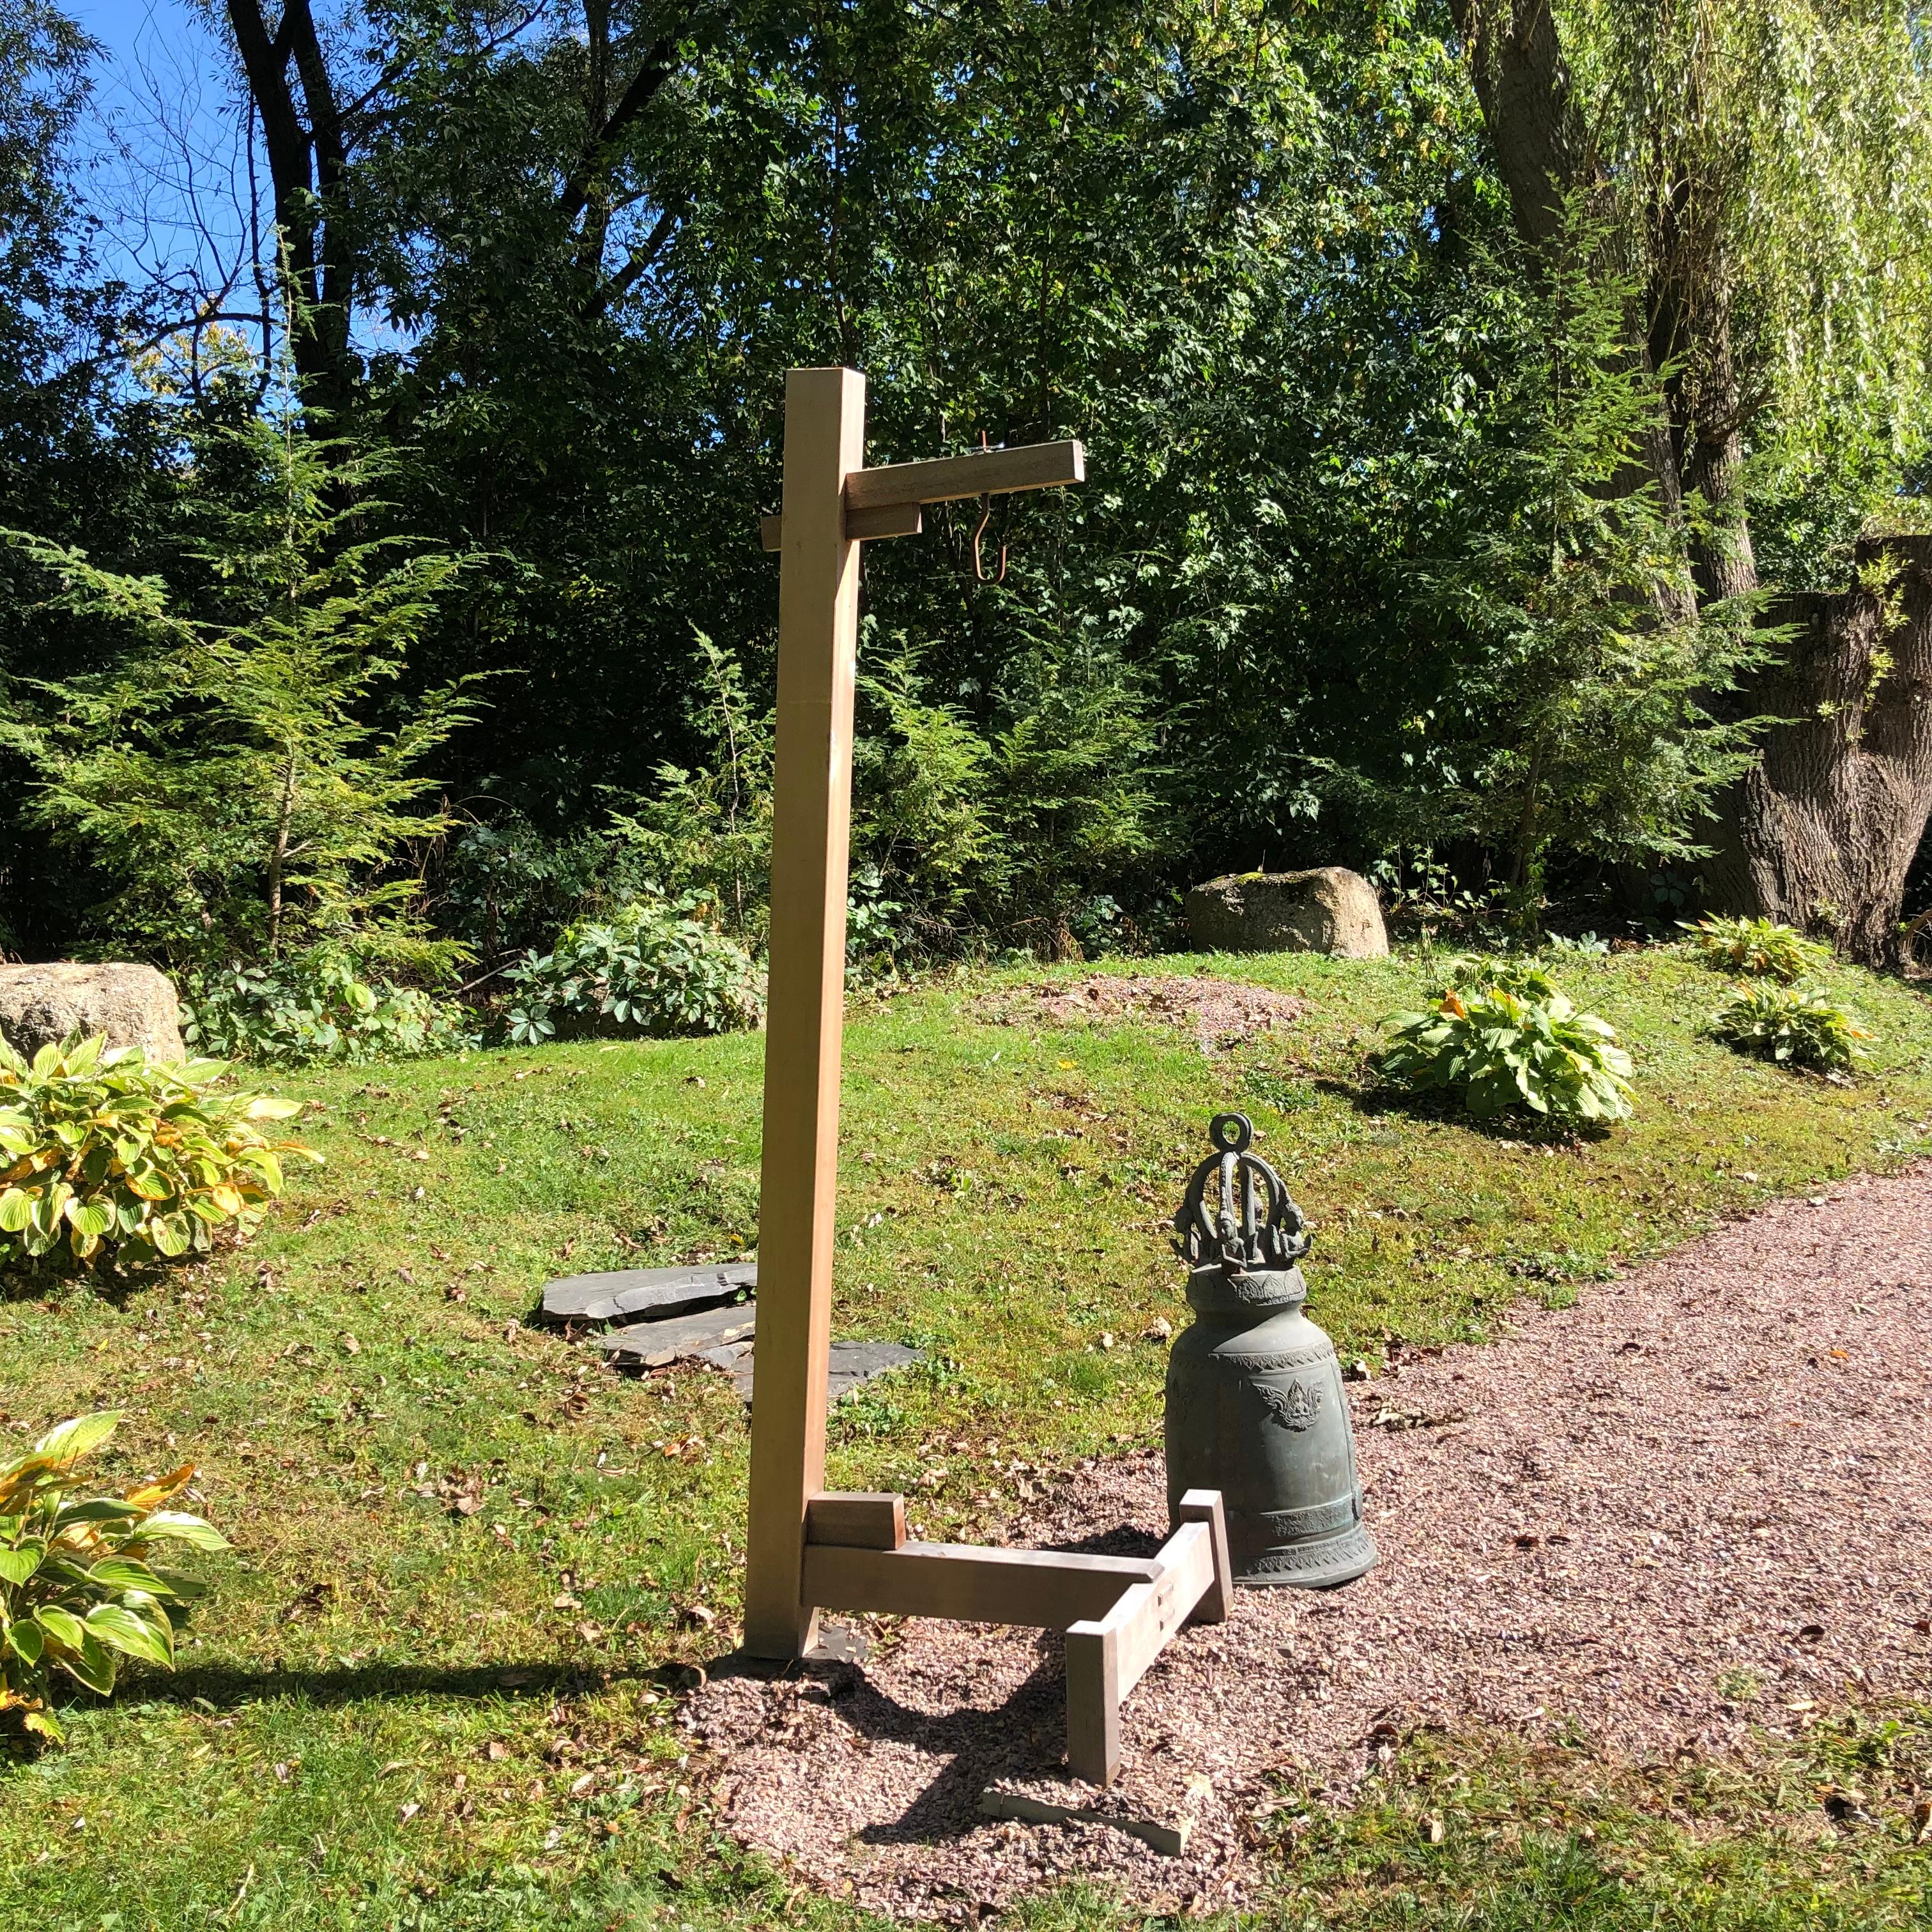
xmin=970 ymin=495 xmax=1009 ymax=585
xmin=970 ymin=431 xmax=1009 ymax=585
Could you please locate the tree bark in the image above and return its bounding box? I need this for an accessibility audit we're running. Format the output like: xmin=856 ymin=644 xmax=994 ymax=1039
xmin=1703 ymin=537 xmax=1932 ymax=965
xmin=224 ymin=0 xmax=356 ymax=411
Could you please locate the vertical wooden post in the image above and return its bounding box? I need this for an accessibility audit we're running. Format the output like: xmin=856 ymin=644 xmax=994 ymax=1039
xmin=744 ymin=367 xmax=868 ymax=1659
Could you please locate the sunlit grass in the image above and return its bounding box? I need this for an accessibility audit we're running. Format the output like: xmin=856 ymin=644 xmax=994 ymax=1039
xmin=4 ymin=944 xmax=1930 ymax=1928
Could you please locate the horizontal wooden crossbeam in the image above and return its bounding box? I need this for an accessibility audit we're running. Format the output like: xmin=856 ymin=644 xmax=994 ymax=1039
xmin=761 ymin=502 xmax=926 ymax=551
xmin=1066 ymin=1494 xmax=1229 ymax=1784
xmin=844 ymin=439 xmax=1085 ymax=512
xmin=800 ymin=1487 xmax=1230 ymax=1786
xmin=758 ymin=438 xmax=1084 ymax=552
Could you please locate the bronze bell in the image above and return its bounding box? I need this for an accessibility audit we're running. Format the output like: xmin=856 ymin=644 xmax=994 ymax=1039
xmin=1163 ymin=1112 xmax=1377 ymax=1588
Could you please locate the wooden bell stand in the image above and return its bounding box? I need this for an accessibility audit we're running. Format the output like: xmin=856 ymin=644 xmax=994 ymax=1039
xmin=742 ymin=367 xmax=1231 ymax=1787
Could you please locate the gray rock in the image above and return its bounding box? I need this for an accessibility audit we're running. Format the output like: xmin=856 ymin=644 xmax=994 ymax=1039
xmin=590 ymin=1305 xmax=921 ymax=1408
xmin=590 ymin=1302 xmax=757 ymax=1366
xmin=729 ymin=1338 xmax=921 ymax=1404
xmin=1185 ymin=867 xmax=1388 ymax=958
xmin=824 ymin=1340 xmax=924 ymax=1403
xmin=541 ymin=1261 xmax=756 ymax=1326
xmin=0 ymin=962 xmax=185 ymax=1062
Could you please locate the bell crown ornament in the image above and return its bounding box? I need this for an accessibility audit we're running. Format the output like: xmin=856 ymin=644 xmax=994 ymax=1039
xmin=1173 ymin=1112 xmax=1312 ymax=1275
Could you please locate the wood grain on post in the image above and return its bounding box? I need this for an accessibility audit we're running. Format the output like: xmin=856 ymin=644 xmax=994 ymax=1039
xmin=1177 ymin=1487 xmax=1232 ymax=1624
xmin=1063 ymin=1608 xmax=1124 ymax=1787
xmin=805 ymin=1491 xmax=907 ymax=1550
xmin=1110 ymin=1522 xmax=1213 ymax=1698
xmin=760 ymin=502 xmax=924 ymax=551
xmin=744 ymin=366 xmax=868 ymax=1659
xmin=1064 ymin=1509 xmax=1222 ymax=1787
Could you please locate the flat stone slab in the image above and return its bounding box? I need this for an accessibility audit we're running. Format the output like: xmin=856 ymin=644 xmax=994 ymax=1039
xmin=591 ymin=1301 xmax=756 ymax=1366
xmin=823 ymin=1340 xmax=923 ymax=1403
xmin=591 ymin=1308 xmax=920 ymax=1404
xmin=723 ymin=1338 xmax=923 ymax=1403
xmin=542 ymin=1261 xmax=756 ymax=1326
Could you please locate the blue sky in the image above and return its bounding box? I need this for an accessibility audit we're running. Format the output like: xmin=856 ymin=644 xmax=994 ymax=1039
xmin=65 ymin=0 xmax=254 ymax=309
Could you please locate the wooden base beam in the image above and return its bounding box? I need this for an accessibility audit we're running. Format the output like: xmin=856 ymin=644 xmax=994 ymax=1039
xmin=798 ymin=1485 xmax=1231 ymax=1788
xmin=802 ymin=1540 xmax=1162 ymax=1628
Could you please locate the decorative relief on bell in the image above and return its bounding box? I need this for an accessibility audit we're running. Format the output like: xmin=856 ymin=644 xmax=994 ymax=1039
xmin=1162 ymin=1111 xmax=1377 ymax=1590
xmin=1256 ymin=1379 xmax=1323 ymax=1432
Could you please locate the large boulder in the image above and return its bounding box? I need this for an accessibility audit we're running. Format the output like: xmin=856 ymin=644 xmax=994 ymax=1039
xmin=1186 ymin=867 xmax=1389 ymax=958
xmin=0 ymin=962 xmax=186 ymax=1062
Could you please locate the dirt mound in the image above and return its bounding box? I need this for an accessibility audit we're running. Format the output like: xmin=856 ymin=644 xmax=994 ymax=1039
xmin=983 ymin=974 xmax=1305 ymax=1055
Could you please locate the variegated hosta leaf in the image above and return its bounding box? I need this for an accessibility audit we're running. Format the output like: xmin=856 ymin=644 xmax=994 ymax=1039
xmin=84 ymin=1556 xmax=176 ymax=1597
xmin=84 ymin=1602 xmax=173 ymax=1666
xmin=31 ymin=1412 xmax=122 ymax=1466
xmin=0 ymin=1038 xmax=314 ymax=1274
xmin=1 ymin=1414 xmax=224 ymax=1729
xmin=139 ymin=1511 xmax=229 ymax=1553
xmin=0 ymin=1542 xmax=45 ymax=1586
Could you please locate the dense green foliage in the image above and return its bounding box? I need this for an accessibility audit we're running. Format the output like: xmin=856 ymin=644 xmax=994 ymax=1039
xmin=182 ymin=951 xmax=470 ymax=1066
xmin=1 ymin=0 xmax=1923 ymax=974
xmin=0 ymin=1033 xmax=314 ymax=1270
xmin=1709 ymin=979 xmax=1873 ymax=1072
xmin=1 ymin=408 xmax=473 ymax=972
xmin=1684 ymin=914 xmax=1834 ymax=983
xmin=500 ymin=899 xmax=762 ymax=1043
xmin=0 ymin=1410 xmax=226 ymax=1742
xmin=1381 ymin=957 xmax=1635 ymax=1124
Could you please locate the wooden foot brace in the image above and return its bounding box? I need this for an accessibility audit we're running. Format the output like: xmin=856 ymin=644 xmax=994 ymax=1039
xmin=801 ymin=1486 xmax=1232 ymax=1787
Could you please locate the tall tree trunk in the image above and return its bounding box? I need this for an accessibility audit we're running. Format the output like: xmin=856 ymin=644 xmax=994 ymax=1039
xmin=1449 ymin=0 xmax=1687 ymax=555
xmin=225 ymin=0 xmax=356 ymax=412
xmin=1703 ymin=536 xmax=1932 ymax=965
xmin=267 ymin=746 xmax=298 ymax=959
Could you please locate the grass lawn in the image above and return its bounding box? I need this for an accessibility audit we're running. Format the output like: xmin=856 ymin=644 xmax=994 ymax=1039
xmin=4 ymin=944 xmax=1931 ymax=1929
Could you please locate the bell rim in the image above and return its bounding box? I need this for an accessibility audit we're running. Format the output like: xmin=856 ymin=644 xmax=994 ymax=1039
xmin=1233 ymin=1523 xmax=1379 ymax=1591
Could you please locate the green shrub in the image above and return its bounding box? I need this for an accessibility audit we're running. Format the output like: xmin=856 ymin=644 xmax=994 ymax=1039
xmin=1682 ymin=915 xmax=1831 ymax=982
xmin=501 ymin=898 xmax=762 ymax=1045
xmin=0 ymin=1034 xmax=317 ymax=1272
xmin=1 ymin=1410 xmax=228 ymax=1741
xmin=1709 ymin=979 xmax=1872 ymax=1071
xmin=1445 ymin=954 xmax=1559 ymax=1000
xmin=183 ymin=947 xmax=470 ymax=1066
xmin=1381 ymin=963 xmax=1634 ymax=1125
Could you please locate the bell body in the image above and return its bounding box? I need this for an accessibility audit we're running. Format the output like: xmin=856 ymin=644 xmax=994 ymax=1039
xmin=1164 ymin=1262 xmax=1377 ymax=1588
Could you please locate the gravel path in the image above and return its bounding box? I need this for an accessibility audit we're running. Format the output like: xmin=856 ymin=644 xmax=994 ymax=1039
xmin=686 ymin=1167 xmax=1932 ymax=1919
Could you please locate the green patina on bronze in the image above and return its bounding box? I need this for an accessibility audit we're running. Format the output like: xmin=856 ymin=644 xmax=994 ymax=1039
xmin=1165 ymin=1112 xmax=1378 ymax=1589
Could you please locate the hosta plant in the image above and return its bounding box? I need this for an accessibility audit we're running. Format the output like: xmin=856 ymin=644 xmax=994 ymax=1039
xmin=1444 ymin=954 xmax=1560 ymax=1001
xmin=1709 ymin=980 xmax=1872 ymax=1072
xmin=0 ymin=1033 xmax=318 ymax=1272
xmin=1682 ymin=915 xmax=1831 ymax=983
xmin=1381 ymin=966 xmax=1634 ymax=1125
xmin=1 ymin=1411 xmax=227 ymax=1740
